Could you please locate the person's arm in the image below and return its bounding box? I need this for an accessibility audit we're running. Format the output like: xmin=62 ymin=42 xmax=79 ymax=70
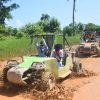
xmin=51 ymin=50 xmax=61 ymax=61
xmin=57 ymin=50 xmax=63 ymax=62
xmin=42 ymin=37 xmax=48 ymax=50
xmin=56 ymin=56 xmax=62 ymax=62
xmin=51 ymin=50 xmax=55 ymax=57
xmin=34 ymin=37 xmax=39 ymax=48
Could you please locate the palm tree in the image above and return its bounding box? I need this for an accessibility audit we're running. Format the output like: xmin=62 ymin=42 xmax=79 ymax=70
xmin=67 ymin=0 xmax=76 ymax=36
xmin=72 ymin=0 xmax=76 ymax=36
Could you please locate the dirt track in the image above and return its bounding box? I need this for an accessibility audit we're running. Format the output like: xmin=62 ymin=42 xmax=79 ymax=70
xmin=72 ymin=56 xmax=100 ymax=100
xmin=0 ymin=56 xmax=100 ymax=100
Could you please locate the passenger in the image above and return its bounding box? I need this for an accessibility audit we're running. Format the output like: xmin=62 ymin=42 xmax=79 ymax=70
xmin=91 ymin=34 xmax=96 ymax=41
xmin=85 ymin=34 xmax=91 ymax=42
xmin=51 ymin=44 xmax=63 ymax=67
xmin=34 ymin=37 xmax=49 ymax=57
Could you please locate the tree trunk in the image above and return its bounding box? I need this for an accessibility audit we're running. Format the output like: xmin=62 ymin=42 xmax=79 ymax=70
xmin=72 ymin=0 xmax=76 ymax=36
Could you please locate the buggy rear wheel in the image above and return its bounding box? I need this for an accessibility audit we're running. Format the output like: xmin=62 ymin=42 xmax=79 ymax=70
xmin=0 ymin=69 xmax=5 ymax=88
xmin=97 ymin=47 xmax=100 ymax=57
xmin=0 ymin=65 xmax=16 ymax=88
xmin=0 ymin=67 xmax=9 ymax=88
xmin=41 ymin=72 xmax=56 ymax=90
xmin=75 ymin=49 xmax=80 ymax=57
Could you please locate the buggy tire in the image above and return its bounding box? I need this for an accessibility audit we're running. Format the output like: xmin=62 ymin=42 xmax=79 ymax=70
xmin=75 ymin=49 xmax=80 ymax=57
xmin=0 ymin=69 xmax=5 ymax=88
xmin=0 ymin=67 xmax=9 ymax=88
xmin=97 ymin=47 xmax=100 ymax=57
xmin=41 ymin=72 xmax=56 ymax=90
xmin=2 ymin=67 xmax=10 ymax=83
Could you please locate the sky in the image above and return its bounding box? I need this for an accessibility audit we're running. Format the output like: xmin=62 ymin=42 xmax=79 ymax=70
xmin=6 ymin=0 xmax=100 ymax=28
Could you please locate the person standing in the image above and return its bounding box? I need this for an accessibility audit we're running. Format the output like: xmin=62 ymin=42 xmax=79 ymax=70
xmin=34 ymin=37 xmax=48 ymax=57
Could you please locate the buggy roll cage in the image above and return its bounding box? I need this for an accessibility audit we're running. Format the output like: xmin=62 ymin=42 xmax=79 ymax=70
xmin=28 ymin=34 xmax=74 ymax=66
xmin=30 ymin=34 xmax=72 ymax=50
xmin=80 ymin=31 xmax=97 ymax=42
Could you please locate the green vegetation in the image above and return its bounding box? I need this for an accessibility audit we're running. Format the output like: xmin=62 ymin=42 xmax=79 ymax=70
xmin=0 ymin=36 xmax=30 ymax=60
xmin=0 ymin=1 xmax=100 ymax=60
xmin=0 ymin=35 xmax=81 ymax=60
xmin=67 ymin=34 xmax=81 ymax=45
xmin=0 ymin=0 xmax=19 ymax=25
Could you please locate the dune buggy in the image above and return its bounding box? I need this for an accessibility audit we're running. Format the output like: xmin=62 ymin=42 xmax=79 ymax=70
xmin=0 ymin=34 xmax=80 ymax=89
xmin=76 ymin=31 xmax=100 ymax=57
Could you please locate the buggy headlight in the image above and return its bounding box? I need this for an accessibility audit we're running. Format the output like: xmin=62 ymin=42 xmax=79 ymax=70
xmin=7 ymin=60 xmax=19 ymax=66
xmin=79 ymin=44 xmax=84 ymax=47
xmin=31 ymin=62 xmax=45 ymax=70
xmin=91 ymin=44 xmax=96 ymax=47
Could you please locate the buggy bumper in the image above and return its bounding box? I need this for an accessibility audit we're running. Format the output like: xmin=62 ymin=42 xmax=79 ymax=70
xmin=7 ymin=67 xmax=28 ymax=85
xmin=79 ymin=47 xmax=97 ymax=54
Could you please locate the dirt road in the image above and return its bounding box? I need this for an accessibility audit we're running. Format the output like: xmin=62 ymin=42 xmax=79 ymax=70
xmin=62 ymin=56 xmax=100 ymax=100
xmin=0 ymin=56 xmax=100 ymax=100
xmin=72 ymin=56 xmax=100 ymax=100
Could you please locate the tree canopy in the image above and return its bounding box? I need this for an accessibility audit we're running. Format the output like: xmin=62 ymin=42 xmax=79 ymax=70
xmin=85 ymin=23 xmax=100 ymax=31
xmin=0 ymin=0 xmax=19 ymax=25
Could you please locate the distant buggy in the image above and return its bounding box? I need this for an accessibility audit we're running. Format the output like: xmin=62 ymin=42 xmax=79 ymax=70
xmin=76 ymin=31 xmax=100 ymax=57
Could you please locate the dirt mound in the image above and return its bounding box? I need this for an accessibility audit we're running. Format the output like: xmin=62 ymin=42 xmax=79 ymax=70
xmin=0 ymin=67 xmax=97 ymax=100
xmin=22 ymin=84 xmax=76 ymax=100
xmin=70 ymin=69 xmax=97 ymax=79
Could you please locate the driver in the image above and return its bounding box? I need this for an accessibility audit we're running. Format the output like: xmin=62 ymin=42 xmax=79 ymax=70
xmin=51 ymin=44 xmax=63 ymax=67
xmin=85 ymin=34 xmax=91 ymax=42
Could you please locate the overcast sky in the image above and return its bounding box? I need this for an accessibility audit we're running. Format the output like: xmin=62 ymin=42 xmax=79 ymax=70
xmin=6 ymin=0 xmax=100 ymax=28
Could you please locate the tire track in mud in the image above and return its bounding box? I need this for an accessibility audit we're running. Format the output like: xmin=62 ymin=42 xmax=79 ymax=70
xmin=21 ymin=57 xmax=99 ymax=100
xmin=72 ymin=57 xmax=100 ymax=100
xmin=0 ymin=56 xmax=99 ymax=100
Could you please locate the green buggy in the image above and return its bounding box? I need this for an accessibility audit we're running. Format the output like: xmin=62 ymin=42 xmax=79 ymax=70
xmin=0 ymin=34 xmax=76 ymax=88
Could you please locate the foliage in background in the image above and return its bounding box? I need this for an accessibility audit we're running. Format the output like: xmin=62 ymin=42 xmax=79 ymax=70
xmin=1 ymin=1 xmax=100 ymax=60
xmin=1 ymin=12 xmax=100 ymax=38
xmin=0 ymin=0 xmax=19 ymax=25
xmin=0 ymin=36 xmax=30 ymax=60
xmin=0 ymin=34 xmax=80 ymax=60
xmin=85 ymin=23 xmax=100 ymax=31
xmin=20 ymin=23 xmax=44 ymax=36
xmin=19 ymin=14 xmax=61 ymax=37
xmin=63 ymin=22 xmax=84 ymax=36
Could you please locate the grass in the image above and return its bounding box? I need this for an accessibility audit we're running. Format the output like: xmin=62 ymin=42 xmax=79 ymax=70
xmin=66 ymin=34 xmax=81 ymax=45
xmin=53 ymin=34 xmax=81 ymax=45
xmin=0 ymin=36 xmax=34 ymax=60
xmin=0 ymin=34 xmax=81 ymax=60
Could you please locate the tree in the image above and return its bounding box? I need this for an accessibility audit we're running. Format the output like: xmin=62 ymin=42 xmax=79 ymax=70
xmin=20 ymin=23 xmax=44 ymax=36
xmin=49 ymin=17 xmax=61 ymax=33
xmin=78 ymin=23 xmax=84 ymax=31
xmin=40 ymin=14 xmax=50 ymax=21
xmin=72 ymin=0 xmax=76 ymax=36
xmin=63 ymin=26 xmax=72 ymax=36
xmin=0 ymin=0 xmax=19 ymax=25
xmin=5 ymin=26 xmax=13 ymax=36
xmin=19 ymin=14 xmax=61 ymax=36
xmin=0 ymin=24 xmax=6 ymax=34
xmin=69 ymin=22 xmax=79 ymax=34
xmin=67 ymin=0 xmax=76 ymax=36
xmin=13 ymin=28 xmax=18 ymax=36
xmin=40 ymin=14 xmax=61 ymax=33
xmin=85 ymin=23 xmax=97 ymax=31
xmin=38 ymin=19 xmax=49 ymax=33
xmin=63 ymin=22 xmax=84 ymax=36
